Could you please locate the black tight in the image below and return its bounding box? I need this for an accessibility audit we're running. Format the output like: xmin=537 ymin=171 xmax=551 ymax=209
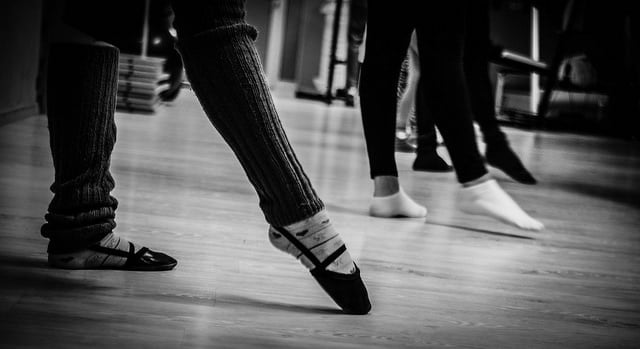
xmin=464 ymin=0 xmax=506 ymax=146
xmin=416 ymin=0 xmax=506 ymax=153
xmin=359 ymin=1 xmax=487 ymax=183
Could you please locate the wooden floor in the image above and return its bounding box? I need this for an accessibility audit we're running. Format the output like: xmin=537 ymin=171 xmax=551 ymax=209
xmin=1 ymin=91 xmax=639 ymax=348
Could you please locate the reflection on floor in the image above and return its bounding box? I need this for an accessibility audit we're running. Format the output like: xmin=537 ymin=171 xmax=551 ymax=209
xmin=0 ymin=91 xmax=639 ymax=348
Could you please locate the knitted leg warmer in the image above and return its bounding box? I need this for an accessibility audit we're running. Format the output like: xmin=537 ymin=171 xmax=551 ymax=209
xmin=173 ymin=2 xmax=324 ymax=227
xmin=42 ymin=43 xmax=119 ymax=254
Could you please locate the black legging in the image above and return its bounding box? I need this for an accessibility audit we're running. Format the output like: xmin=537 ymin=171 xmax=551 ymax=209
xmin=360 ymin=0 xmax=487 ymax=183
xmin=415 ymin=0 xmax=506 ymax=153
xmin=464 ymin=0 xmax=506 ymax=146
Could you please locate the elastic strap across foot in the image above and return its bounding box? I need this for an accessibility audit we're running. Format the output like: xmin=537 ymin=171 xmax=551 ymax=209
xmin=88 ymin=241 xmax=134 ymax=259
xmin=272 ymin=226 xmax=346 ymax=271
xmin=88 ymin=242 xmax=150 ymax=267
xmin=318 ymin=245 xmax=346 ymax=270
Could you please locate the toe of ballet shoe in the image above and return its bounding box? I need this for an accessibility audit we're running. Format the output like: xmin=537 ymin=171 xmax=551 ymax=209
xmin=485 ymin=152 xmax=537 ymax=185
xmin=311 ymin=264 xmax=371 ymax=315
xmin=519 ymin=173 xmax=537 ymax=185
xmin=412 ymin=153 xmax=453 ymax=173
xmin=124 ymin=249 xmax=178 ymax=271
xmin=504 ymin=168 xmax=537 ymax=185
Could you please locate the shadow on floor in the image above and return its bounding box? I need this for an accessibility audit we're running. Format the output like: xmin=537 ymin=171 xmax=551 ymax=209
xmin=0 ymin=254 xmax=117 ymax=292
xmin=324 ymin=203 xmax=370 ymax=217
xmin=550 ymin=179 xmax=640 ymax=210
xmin=426 ymin=221 xmax=535 ymax=240
xmin=212 ymin=294 xmax=345 ymax=315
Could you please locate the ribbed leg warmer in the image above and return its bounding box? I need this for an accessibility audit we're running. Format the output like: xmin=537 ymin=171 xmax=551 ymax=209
xmin=172 ymin=1 xmax=324 ymax=227
xmin=42 ymin=44 xmax=120 ymax=254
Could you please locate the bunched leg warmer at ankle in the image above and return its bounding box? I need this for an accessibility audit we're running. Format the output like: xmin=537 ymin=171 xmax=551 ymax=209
xmin=42 ymin=43 xmax=120 ymax=254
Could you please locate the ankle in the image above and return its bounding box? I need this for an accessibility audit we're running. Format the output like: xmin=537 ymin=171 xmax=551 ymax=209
xmin=373 ymin=176 xmax=400 ymax=197
xmin=369 ymin=188 xmax=427 ymax=218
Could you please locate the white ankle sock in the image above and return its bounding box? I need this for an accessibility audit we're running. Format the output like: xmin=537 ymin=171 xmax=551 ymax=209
xmin=48 ymin=233 xmax=137 ymax=269
xmin=269 ymin=211 xmax=355 ymax=274
xmin=458 ymin=179 xmax=544 ymax=231
xmin=369 ymin=188 xmax=427 ymax=218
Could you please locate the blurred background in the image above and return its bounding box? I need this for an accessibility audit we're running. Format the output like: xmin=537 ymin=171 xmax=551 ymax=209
xmin=1 ymin=0 xmax=638 ymax=137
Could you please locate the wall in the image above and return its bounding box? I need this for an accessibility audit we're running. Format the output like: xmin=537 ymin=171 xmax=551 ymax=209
xmin=0 ymin=1 xmax=43 ymax=124
xmin=245 ymin=0 xmax=273 ymax=66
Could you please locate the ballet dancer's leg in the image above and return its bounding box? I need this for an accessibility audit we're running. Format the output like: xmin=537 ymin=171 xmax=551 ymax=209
xmin=170 ymin=0 xmax=370 ymax=314
xmin=415 ymin=1 xmax=542 ymax=230
xmin=464 ymin=0 xmax=536 ymax=184
xmin=44 ymin=42 xmax=177 ymax=270
xmin=360 ymin=2 xmax=427 ymax=218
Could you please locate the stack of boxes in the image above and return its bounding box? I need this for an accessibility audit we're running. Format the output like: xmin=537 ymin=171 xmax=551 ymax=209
xmin=117 ymin=53 xmax=169 ymax=113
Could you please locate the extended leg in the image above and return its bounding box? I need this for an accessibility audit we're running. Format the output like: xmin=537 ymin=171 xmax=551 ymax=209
xmin=416 ymin=1 xmax=542 ymax=230
xmin=464 ymin=0 xmax=536 ymax=184
xmin=170 ymin=0 xmax=370 ymax=314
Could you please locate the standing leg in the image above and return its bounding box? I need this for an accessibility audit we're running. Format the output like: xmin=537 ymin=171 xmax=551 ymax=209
xmin=170 ymin=0 xmax=370 ymax=314
xmin=412 ymin=77 xmax=453 ymax=172
xmin=359 ymin=2 xmax=427 ymax=218
xmin=415 ymin=2 xmax=486 ymax=184
xmin=394 ymin=31 xmax=452 ymax=172
xmin=464 ymin=0 xmax=536 ymax=184
xmin=416 ymin=1 xmax=543 ymax=230
xmin=44 ymin=41 xmax=176 ymax=270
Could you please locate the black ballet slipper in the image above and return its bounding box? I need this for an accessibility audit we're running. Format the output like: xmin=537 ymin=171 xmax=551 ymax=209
xmin=89 ymin=242 xmax=178 ymax=271
xmin=395 ymin=136 xmax=417 ymax=153
xmin=485 ymin=144 xmax=537 ymax=185
xmin=413 ymin=151 xmax=453 ymax=172
xmin=272 ymin=226 xmax=372 ymax=315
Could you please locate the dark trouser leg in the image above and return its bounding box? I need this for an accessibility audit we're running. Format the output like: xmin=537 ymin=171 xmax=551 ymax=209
xmin=359 ymin=2 xmax=413 ymax=178
xmin=170 ymin=0 xmax=323 ymax=227
xmin=345 ymin=0 xmax=368 ymax=90
xmin=42 ymin=44 xmax=119 ymax=254
xmin=413 ymin=77 xmax=453 ymax=172
xmin=415 ymin=1 xmax=488 ymax=184
xmin=414 ymin=77 xmax=439 ymax=153
xmin=464 ymin=0 xmax=506 ymax=146
xmin=464 ymin=0 xmax=536 ymax=184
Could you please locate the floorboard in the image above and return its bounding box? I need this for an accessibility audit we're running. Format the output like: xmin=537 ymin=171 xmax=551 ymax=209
xmin=0 ymin=91 xmax=639 ymax=348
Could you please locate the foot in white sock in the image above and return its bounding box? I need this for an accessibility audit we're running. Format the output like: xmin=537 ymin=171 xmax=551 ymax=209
xmin=269 ymin=211 xmax=355 ymax=274
xmin=458 ymin=179 xmax=544 ymax=231
xmin=48 ymin=233 xmax=177 ymax=270
xmin=369 ymin=188 xmax=427 ymax=218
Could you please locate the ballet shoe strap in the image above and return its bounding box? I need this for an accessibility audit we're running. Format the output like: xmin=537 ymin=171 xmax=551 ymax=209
xmin=272 ymin=226 xmax=345 ymax=271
